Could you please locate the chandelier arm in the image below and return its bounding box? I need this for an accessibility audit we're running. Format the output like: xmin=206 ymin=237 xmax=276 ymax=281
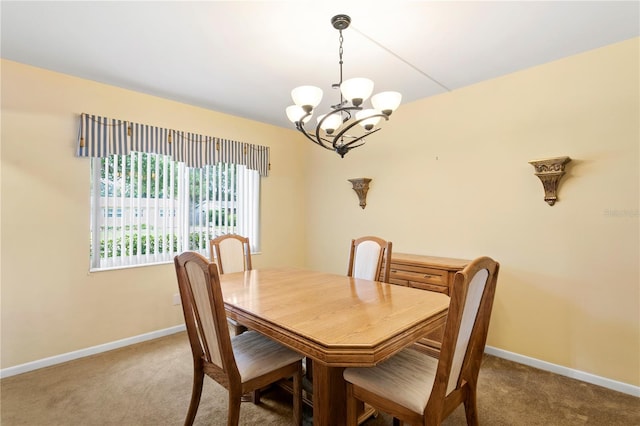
xmin=315 ymin=117 xmax=330 ymax=149
xmin=331 ymin=113 xmax=389 ymax=149
xmin=315 ymin=107 xmax=351 ymax=132
xmin=345 ymin=142 xmax=366 ymax=151
xmin=296 ymin=110 xmax=335 ymax=150
xmin=314 ymin=106 xmax=360 ymax=150
xmin=296 ymin=123 xmax=335 ymax=151
xmin=324 ymin=106 xmax=362 ymax=119
xmin=332 ymin=128 xmax=381 ymax=153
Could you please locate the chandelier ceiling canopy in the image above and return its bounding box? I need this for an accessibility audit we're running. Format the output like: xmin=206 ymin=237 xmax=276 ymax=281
xmin=285 ymin=14 xmax=401 ymax=158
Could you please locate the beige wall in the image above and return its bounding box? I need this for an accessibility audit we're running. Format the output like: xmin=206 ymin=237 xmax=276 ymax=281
xmin=1 ymin=37 xmax=638 ymax=387
xmin=304 ymin=38 xmax=639 ymax=386
xmin=0 ymin=59 xmax=308 ymax=367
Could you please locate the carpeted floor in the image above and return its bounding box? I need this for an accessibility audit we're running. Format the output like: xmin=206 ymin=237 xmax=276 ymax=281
xmin=1 ymin=331 xmax=638 ymax=425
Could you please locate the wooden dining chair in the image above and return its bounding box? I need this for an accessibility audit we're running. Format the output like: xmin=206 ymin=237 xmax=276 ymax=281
xmin=174 ymin=251 xmax=303 ymax=426
xmin=343 ymin=256 xmax=500 ymax=426
xmin=210 ymin=234 xmax=252 ymax=336
xmin=347 ymin=235 xmax=393 ymax=283
xmin=209 ymin=233 xmax=252 ymax=274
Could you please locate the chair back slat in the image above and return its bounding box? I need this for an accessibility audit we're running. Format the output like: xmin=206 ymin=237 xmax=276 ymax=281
xmin=184 ymin=260 xmax=224 ymax=367
xmin=446 ymin=268 xmax=488 ymax=394
xmin=354 ymin=240 xmax=383 ymax=280
xmin=218 ymin=238 xmax=247 ymax=273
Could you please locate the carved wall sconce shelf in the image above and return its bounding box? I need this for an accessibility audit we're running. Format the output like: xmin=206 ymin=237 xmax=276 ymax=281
xmin=529 ymin=156 xmax=571 ymax=206
xmin=348 ymin=178 xmax=372 ymax=209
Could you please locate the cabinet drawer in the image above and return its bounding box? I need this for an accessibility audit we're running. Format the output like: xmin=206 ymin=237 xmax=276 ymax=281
xmin=389 ymin=278 xmax=410 ymax=287
xmin=408 ymin=280 xmax=448 ymax=293
xmin=390 ymin=265 xmax=448 ymax=287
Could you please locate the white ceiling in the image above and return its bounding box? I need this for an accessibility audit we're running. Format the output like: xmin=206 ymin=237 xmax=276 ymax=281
xmin=2 ymin=1 xmax=638 ymax=129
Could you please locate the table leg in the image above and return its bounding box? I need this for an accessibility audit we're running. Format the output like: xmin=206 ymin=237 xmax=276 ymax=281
xmin=312 ymin=362 xmax=346 ymax=426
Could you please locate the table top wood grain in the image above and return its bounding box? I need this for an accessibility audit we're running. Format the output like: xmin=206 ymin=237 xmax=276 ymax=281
xmin=219 ymin=267 xmax=450 ymax=366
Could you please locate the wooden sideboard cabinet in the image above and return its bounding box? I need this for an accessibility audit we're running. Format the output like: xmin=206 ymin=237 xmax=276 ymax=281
xmin=389 ymin=253 xmax=470 ymax=356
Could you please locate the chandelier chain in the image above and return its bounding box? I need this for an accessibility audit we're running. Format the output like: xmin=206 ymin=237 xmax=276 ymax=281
xmin=338 ymin=30 xmax=344 ymax=86
xmin=333 ymin=29 xmax=348 ymax=117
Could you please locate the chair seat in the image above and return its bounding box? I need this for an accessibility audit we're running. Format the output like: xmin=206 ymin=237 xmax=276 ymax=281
xmin=343 ymin=348 xmax=438 ymax=414
xmin=232 ymin=331 xmax=303 ymax=383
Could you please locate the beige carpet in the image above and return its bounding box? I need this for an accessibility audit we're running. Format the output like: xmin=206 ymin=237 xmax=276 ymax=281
xmin=1 ymin=332 xmax=638 ymax=425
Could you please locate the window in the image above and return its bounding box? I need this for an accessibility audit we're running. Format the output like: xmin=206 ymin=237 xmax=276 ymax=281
xmin=77 ymin=113 xmax=268 ymax=270
xmin=90 ymin=152 xmax=259 ymax=270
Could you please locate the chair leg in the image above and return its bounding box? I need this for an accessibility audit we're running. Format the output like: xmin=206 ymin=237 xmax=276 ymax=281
xmin=240 ymin=389 xmax=260 ymax=403
xmin=293 ymin=365 xmax=303 ymax=426
xmin=305 ymin=357 xmax=313 ymax=381
xmin=251 ymin=388 xmax=261 ymax=404
xmin=463 ymin=385 xmax=479 ymax=426
xmin=184 ymin=368 xmax=204 ymax=426
xmin=228 ymin=392 xmax=242 ymax=426
xmin=346 ymin=384 xmax=359 ymax=426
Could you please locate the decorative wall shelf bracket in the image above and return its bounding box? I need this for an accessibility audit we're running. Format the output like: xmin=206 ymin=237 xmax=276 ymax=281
xmin=529 ymin=156 xmax=571 ymax=206
xmin=348 ymin=178 xmax=372 ymax=209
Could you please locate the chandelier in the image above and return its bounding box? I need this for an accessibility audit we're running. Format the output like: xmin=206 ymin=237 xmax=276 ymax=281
xmin=285 ymin=14 xmax=402 ymax=158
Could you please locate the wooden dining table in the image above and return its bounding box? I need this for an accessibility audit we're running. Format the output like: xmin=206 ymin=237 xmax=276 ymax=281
xmin=218 ymin=267 xmax=450 ymax=426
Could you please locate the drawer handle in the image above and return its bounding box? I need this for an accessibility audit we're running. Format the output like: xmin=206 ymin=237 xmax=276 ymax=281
xmin=424 ymin=274 xmax=435 ymax=279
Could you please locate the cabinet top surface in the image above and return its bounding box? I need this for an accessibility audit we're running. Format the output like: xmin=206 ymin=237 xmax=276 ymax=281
xmin=391 ymin=253 xmax=471 ymax=270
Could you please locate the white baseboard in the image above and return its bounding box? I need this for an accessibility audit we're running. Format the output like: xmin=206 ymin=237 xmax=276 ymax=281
xmin=1 ymin=328 xmax=637 ymax=398
xmin=484 ymin=345 xmax=640 ymax=397
xmin=0 ymin=324 xmax=186 ymax=379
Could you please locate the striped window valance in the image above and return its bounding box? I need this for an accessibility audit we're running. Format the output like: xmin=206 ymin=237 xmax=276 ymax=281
xmin=76 ymin=113 xmax=270 ymax=176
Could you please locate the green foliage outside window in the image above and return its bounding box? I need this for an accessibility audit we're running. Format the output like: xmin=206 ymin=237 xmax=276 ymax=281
xmin=99 ymin=232 xmax=215 ymax=258
xmin=208 ymin=209 xmax=237 ymax=226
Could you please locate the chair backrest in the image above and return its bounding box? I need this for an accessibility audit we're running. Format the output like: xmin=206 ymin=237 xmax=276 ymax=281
xmin=347 ymin=236 xmax=392 ymax=283
xmin=174 ymin=251 xmax=239 ymax=380
xmin=427 ymin=256 xmax=499 ymax=411
xmin=209 ymin=234 xmax=252 ymax=274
